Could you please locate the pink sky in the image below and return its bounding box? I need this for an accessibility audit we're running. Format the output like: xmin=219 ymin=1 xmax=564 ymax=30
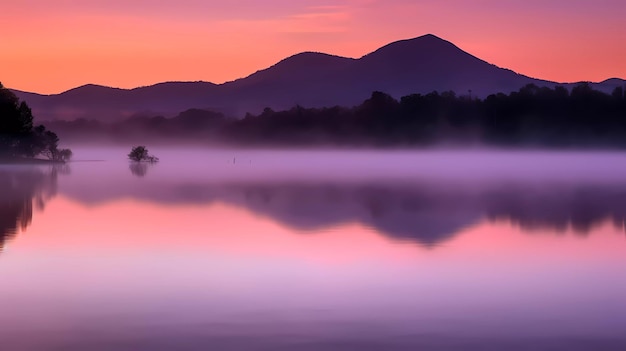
xmin=1 ymin=0 xmax=625 ymax=94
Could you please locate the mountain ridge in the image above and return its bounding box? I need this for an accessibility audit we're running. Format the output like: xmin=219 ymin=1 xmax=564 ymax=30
xmin=8 ymin=34 xmax=625 ymax=121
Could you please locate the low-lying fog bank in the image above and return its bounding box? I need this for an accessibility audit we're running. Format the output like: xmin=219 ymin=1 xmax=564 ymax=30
xmin=63 ymin=147 xmax=626 ymax=184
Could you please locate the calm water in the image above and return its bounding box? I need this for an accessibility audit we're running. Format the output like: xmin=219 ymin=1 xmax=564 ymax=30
xmin=1 ymin=149 xmax=626 ymax=351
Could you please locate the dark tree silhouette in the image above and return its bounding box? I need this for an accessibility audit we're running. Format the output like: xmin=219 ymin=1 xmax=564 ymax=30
xmin=41 ymin=83 xmax=626 ymax=148
xmin=0 ymin=82 xmax=71 ymax=161
xmin=128 ymin=145 xmax=159 ymax=162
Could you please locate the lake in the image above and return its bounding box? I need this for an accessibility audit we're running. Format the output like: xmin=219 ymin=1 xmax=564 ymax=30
xmin=1 ymin=148 xmax=626 ymax=351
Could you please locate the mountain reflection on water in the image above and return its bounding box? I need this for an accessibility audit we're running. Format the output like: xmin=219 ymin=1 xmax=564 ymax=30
xmin=1 ymin=153 xmax=626 ymax=351
xmin=3 ymin=162 xmax=626 ymax=250
xmin=202 ymin=182 xmax=626 ymax=243
xmin=61 ymin=176 xmax=626 ymax=246
xmin=0 ymin=166 xmax=62 ymax=251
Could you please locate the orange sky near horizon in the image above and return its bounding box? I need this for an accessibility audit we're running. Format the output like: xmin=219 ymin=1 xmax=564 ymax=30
xmin=1 ymin=0 xmax=625 ymax=94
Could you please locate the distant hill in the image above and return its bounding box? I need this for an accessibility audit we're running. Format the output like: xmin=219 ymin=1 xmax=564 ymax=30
xmin=11 ymin=82 xmax=221 ymax=121
xmin=10 ymin=34 xmax=626 ymax=121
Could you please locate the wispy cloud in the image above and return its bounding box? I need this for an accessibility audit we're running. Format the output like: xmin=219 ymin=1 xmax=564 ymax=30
xmin=214 ymin=3 xmax=353 ymax=35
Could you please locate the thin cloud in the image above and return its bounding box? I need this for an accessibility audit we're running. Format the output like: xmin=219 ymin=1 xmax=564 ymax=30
xmin=215 ymin=4 xmax=352 ymax=34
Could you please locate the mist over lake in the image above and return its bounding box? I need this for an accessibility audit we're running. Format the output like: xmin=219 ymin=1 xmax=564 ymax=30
xmin=1 ymin=148 xmax=625 ymax=351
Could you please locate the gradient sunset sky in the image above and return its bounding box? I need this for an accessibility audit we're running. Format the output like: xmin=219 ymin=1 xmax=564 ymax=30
xmin=2 ymin=0 xmax=625 ymax=94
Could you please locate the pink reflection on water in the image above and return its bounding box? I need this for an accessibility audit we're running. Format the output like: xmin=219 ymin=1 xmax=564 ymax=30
xmin=2 ymin=149 xmax=626 ymax=350
xmin=0 ymin=194 xmax=624 ymax=349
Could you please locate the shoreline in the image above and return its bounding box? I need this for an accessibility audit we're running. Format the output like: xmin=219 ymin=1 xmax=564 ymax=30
xmin=0 ymin=157 xmax=65 ymax=165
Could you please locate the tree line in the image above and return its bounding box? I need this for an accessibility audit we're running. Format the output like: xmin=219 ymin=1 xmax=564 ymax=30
xmin=0 ymin=82 xmax=72 ymax=161
xmin=40 ymin=82 xmax=626 ymax=147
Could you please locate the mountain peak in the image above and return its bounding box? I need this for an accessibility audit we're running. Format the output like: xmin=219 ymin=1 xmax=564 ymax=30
xmin=273 ymin=51 xmax=354 ymax=68
xmin=59 ymin=84 xmax=125 ymax=97
xmin=600 ymin=78 xmax=626 ymax=84
xmin=227 ymin=51 xmax=354 ymax=88
xmin=359 ymin=34 xmax=463 ymax=62
xmin=411 ymin=33 xmax=447 ymax=42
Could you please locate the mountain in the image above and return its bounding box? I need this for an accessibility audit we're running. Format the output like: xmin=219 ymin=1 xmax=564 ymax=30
xmin=11 ymin=81 xmax=222 ymax=121
xmin=9 ymin=34 xmax=625 ymax=121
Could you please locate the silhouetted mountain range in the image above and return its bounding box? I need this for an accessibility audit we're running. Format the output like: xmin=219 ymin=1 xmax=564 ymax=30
xmin=9 ymin=34 xmax=625 ymax=121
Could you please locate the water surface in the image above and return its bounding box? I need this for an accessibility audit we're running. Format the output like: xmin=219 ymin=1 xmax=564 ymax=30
xmin=1 ymin=149 xmax=626 ymax=350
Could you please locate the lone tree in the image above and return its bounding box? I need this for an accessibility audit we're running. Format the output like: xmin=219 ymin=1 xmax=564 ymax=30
xmin=128 ymin=146 xmax=159 ymax=162
xmin=0 ymin=82 xmax=71 ymax=162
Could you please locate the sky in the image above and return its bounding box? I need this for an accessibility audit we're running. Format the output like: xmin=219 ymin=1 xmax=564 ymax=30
xmin=1 ymin=0 xmax=625 ymax=94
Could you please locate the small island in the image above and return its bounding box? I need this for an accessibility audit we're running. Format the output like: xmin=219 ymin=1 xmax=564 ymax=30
xmin=0 ymin=82 xmax=71 ymax=163
xmin=128 ymin=145 xmax=159 ymax=163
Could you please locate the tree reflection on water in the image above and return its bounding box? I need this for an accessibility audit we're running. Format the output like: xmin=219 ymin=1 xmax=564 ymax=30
xmin=0 ymin=166 xmax=65 ymax=252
